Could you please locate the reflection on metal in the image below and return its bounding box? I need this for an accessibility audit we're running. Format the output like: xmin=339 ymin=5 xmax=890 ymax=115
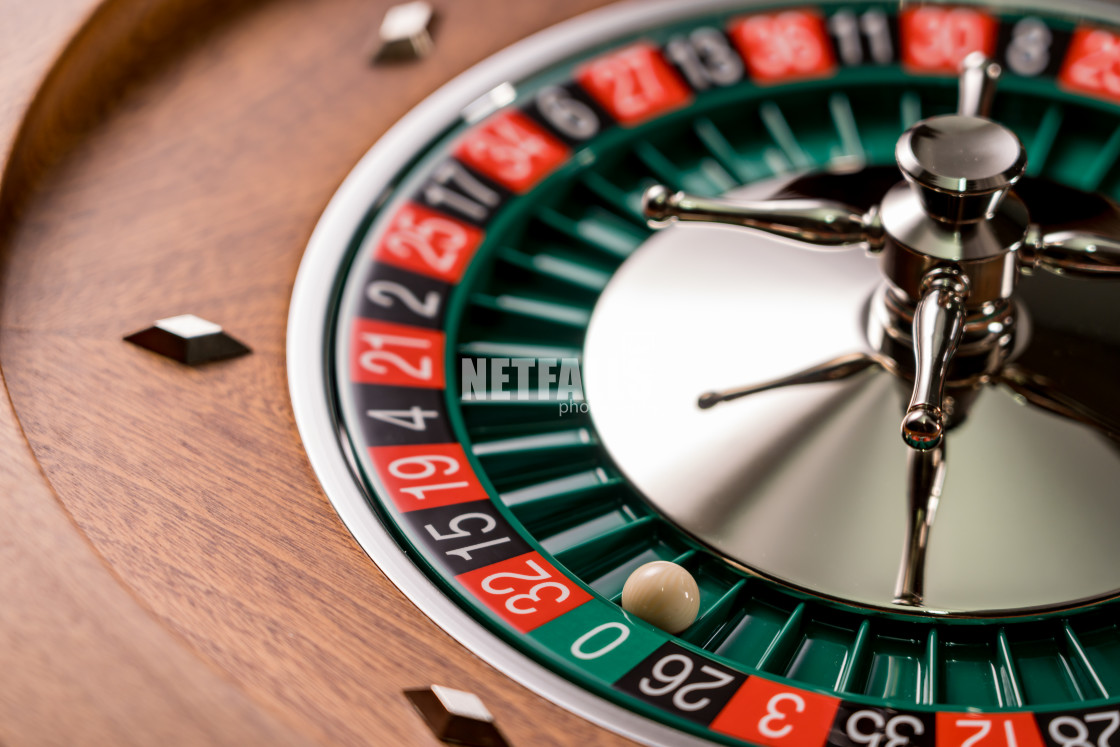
xmin=996 ymin=364 xmax=1120 ymax=443
xmin=620 ymin=56 xmax=1120 ymax=611
xmin=405 ymin=686 xmax=510 ymax=747
xmin=896 ymin=115 xmax=1025 ymax=224
xmin=124 ymin=314 xmax=250 ymax=365
xmin=462 ymin=82 xmax=518 ymax=124
xmin=585 ymin=203 xmax=1120 ymax=614
xmin=901 ymin=269 xmax=968 ymax=451
xmin=905 ymin=56 xmax=1021 ymax=222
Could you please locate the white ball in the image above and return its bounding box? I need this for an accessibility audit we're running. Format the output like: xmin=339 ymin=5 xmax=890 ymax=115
xmin=621 ymin=560 xmax=700 ymax=634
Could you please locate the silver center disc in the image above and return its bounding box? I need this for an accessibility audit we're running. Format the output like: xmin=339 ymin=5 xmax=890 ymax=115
xmin=584 ymin=186 xmax=1120 ymax=615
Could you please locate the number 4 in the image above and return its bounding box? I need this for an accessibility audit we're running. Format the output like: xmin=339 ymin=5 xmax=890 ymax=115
xmin=366 ymin=407 xmax=439 ymax=432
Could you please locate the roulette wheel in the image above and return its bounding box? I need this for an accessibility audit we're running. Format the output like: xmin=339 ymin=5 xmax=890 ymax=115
xmin=6 ymin=0 xmax=1120 ymax=745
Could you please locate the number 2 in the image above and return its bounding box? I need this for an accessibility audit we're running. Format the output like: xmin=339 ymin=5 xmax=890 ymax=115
xmin=637 ymin=654 xmax=736 ymax=712
xmin=367 ymin=280 xmax=440 ymax=319
xmin=481 ymin=559 xmax=570 ymax=614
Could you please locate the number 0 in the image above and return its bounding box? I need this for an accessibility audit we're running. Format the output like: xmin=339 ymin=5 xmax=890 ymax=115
xmin=570 ymin=622 xmax=630 ymax=660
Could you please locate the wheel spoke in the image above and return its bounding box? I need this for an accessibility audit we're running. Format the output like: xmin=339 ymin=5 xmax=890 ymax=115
xmin=697 ymin=352 xmax=884 ymax=409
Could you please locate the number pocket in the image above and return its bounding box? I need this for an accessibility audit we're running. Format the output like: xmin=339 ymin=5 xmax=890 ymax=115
xmin=372 ymin=203 xmax=483 ymax=283
xmin=368 ymin=443 xmax=486 ymax=512
xmin=456 ymin=552 xmax=592 ymax=632
xmin=350 ymin=319 xmax=445 ymax=388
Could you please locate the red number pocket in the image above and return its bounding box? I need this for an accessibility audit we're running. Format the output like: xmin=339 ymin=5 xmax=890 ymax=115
xmin=455 ymin=110 xmax=570 ymax=192
xmin=351 ymin=318 xmax=444 ymax=389
xmin=456 ymin=551 xmax=592 ymax=633
xmin=368 ymin=443 xmax=488 ymax=512
xmin=372 ymin=202 xmax=483 ymax=283
xmin=711 ymin=677 xmax=839 ymax=747
xmin=728 ymin=10 xmax=836 ymax=84
xmin=900 ymin=7 xmax=997 ymax=74
xmin=576 ymin=43 xmax=692 ymax=125
xmin=1059 ymin=27 xmax=1120 ymax=103
xmin=935 ymin=712 xmax=1044 ymax=747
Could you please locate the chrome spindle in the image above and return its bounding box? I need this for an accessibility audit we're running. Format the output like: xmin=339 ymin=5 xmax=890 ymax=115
xmin=957 ymin=51 xmax=1002 ymax=118
xmin=893 ymin=441 xmax=947 ymax=607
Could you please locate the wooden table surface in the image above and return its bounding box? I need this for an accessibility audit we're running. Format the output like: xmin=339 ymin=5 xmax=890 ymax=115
xmin=0 ymin=1 xmax=634 ymax=744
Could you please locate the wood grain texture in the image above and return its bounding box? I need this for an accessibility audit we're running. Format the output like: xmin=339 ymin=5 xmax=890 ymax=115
xmin=0 ymin=0 xmax=635 ymax=745
xmin=0 ymin=377 xmax=312 ymax=747
xmin=0 ymin=0 xmax=271 ymax=226
xmin=0 ymin=0 xmax=99 ymax=173
xmin=0 ymin=2 xmax=313 ymax=744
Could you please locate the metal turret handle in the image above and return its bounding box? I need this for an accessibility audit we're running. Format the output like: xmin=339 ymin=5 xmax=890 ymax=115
xmin=901 ymin=270 xmax=969 ymax=451
xmin=641 ymin=185 xmax=883 ymax=249
xmin=1022 ymin=229 xmax=1120 ymax=277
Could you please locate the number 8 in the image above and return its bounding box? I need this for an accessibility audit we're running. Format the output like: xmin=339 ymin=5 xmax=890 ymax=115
xmin=1006 ymin=17 xmax=1051 ymax=77
xmin=1049 ymin=710 xmax=1120 ymax=747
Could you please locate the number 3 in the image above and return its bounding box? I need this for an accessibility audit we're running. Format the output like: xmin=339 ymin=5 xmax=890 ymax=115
xmin=758 ymin=691 xmax=806 ymax=739
xmin=504 ymin=582 xmax=570 ymax=614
